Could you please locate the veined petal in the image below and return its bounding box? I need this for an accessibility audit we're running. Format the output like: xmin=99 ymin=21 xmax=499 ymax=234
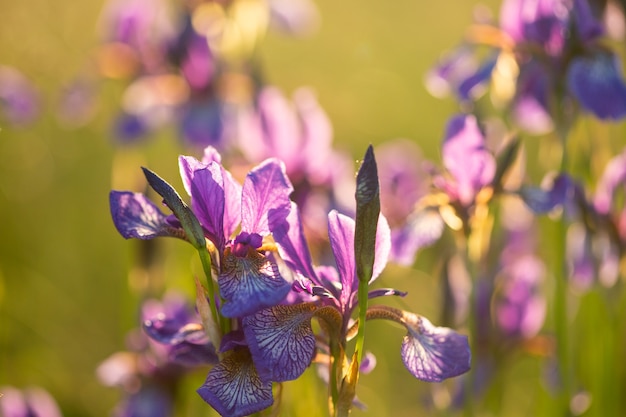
xmin=109 ymin=191 xmax=180 ymax=240
xmin=219 ymin=249 xmax=291 ymax=317
xmin=243 ymin=303 xmax=317 ymax=382
xmin=567 ymin=51 xmax=626 ymax=120
xmin=191 ymin=164 xmax=226 ymax=247
xmin=197 ymin=349 xmax=273 ymax=417
xmin=328 ymin=210 xmax=356 ymax=309
xmin=401 ymin=313 xmax=471 ymax=382
xmin=241 ymin=158 xmax=293 ymax=235
xmin=272 ymin=202 xmax=318 ymax=281
xmin=179 ymin=155 xmax=208 ymax=196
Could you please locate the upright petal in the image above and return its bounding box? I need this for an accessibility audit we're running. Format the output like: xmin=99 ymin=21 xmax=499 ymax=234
xmin=401 ymin=313 xmax=471 ymax=382
xmin=197 ymin=349 xmax=273 ymax=417
xmin=272 ymin=202 xmax=318 ymax=282
xmin=243 ymin=303 xmax=317 ymax=382
xmin=567 ymin=51 xmax=626 ymax=120
xmin=241 ymin=158 xmax=293 ymax=235
xmin=328 ymin=210 xmax=356 ymax=309
xmin=110 ymin=191 xmax=181 ymax=240
xmin=190 ymin=164 xmax=226 ymax=247
xmin=442 ymin=115 xmax=496 ymax=206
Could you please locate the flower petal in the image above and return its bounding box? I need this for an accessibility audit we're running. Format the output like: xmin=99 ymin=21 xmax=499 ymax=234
xmin=243 ymin=303 xmax=317 ymax=382
xmin=328 ymin=211 xmax=356 ymax=309
xmin=190 ymin=163 xmax=226 ymax=247
xmin=401 ymin=313 xmax=471 ymax=382
xmin=219 ymin=249 xmax=291 ymax=317
xmin=241 ymin=158 xmax=293 ymax=235
xmin=197 ymin=349 xmax=273 ymax=417
xmin=272 ymin=202 xmax=318 ymax=282
xmin=390 ymin=208 xmax=445 ymax=266
xmin=109 ymin=191 xmax=180 ymax=240
xmin=442 ymin=114 xmax=496 ymax=205
xmin=567 ymin=51 xmax=626 ymax=120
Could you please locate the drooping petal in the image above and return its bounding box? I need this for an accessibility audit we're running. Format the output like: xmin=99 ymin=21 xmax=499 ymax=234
xmin=390 ymin=208 xmax=445 ymax=266
xmin=401 ymin=313 xmax=471 ymax=382
xmin=457 ymin=55 xmax=498 ymax=102
xmin=219 ymin=249 xmax=291 ymax=317
xmin=109 ymin=191 xmax=181 ymax=240
xmin=442 ymin=114 xmax=496 ymax=206
xmin=519 ymin=174 xmax=575 ymax=214
xmin=190 ymin=163 xmax=226 ymax=247
xmin=567 ymin=51 xmax=626 ymax=120
xmin=197 ymin=349 xmax=273 ymax=417
xmin=241 ymin=158 xmax=293 ymax=235
xmin=243 ymin=303 xmax=317 ymax=382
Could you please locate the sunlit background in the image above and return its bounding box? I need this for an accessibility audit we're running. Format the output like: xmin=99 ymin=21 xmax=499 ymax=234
xmin=2 ymin=0 xmax=626 ymax=416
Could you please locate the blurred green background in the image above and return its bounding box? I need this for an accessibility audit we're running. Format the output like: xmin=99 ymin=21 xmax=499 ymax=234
xmin=4 ymin=0 xmax=623 ymax=416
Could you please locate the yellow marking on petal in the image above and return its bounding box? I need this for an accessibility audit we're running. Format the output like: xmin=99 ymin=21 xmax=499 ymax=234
xmin=439 ymin=204 xmax=463 ymax=231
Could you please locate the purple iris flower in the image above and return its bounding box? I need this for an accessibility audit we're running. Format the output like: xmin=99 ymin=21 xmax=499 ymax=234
xmin=439 ymin=114 xmax=496 ymax=206
xmin=239 ymin=202 xmax=470 ymax=387
xmin=111 ymin=146 xmax=294 ymax=318
xmin=98 ymin=293 xmax=217 ymax=417
xmin=0 ymin=386 xmax=62 ymax=417
xmin=0 ymin=65 xmax=40 ymax=126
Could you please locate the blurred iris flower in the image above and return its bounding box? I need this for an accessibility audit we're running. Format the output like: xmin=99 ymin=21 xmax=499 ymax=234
xmin=428 ymin=0 xmax=626 ymax=133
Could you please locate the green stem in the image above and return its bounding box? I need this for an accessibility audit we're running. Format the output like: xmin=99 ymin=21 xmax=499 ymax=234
xmin=197 ymin=247 xmax=224 ymax=343
xmin=329 ymin=339 xmax=341 ymax=413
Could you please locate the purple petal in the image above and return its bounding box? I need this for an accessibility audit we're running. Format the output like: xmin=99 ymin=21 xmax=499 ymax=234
xmin=256 ymin=87 xmax=302 ymax=165
xmin=572 ymin=0 xmax=604 ymax=41
xmin=179 ymin=155 xmax=208 ymax=196
xmin=495 ymin=255 xmax=546 ymax=338
xmin=457 ymin=56 xmax=497 ymax=102
xmin=190 ymin=164 xmax=226 ymax=247
xmin=567 ymin=51 xmax=626 ymax=120
xmin=272 ymin=202 xmax=318 ymax=282
xmin=118 ymin=385 xmax=173 ymax=417
xmin=113 ymin=111 xmax=149 ymax=143
xmin=425 ymin=45 xmax=479 ymax=99
xmin=180 ymin=101 xmax=225 ymax=148
xmin=243 ymin=303 xmax=317 ymax=382
xmin=0 ymin=65 xmax=40 ymax=126
xmin=168 ymin=340 xmax=219 ymax=366
xmin=197 ymin=349 xmax=273 ymax=417
xmin=442 ymin=114 xmax=496 ymax=205
xmin=368 ymin=288 xmax=408 ymax=299
xmin=511 ymin=61 xmax=554 ymax=134
xmin=219 ymin=250 xmax=291 ymax=317
xmin=594 ymin=149 xmax=626 ymax=214
xmin=241 ymin=158 xmax=293 ymax=235
xmin=519 ymin=174 xmax=574 ymax=214
xmin=143 ymin=318 xmax=205 ymax=345
xmin=328 ymin=211 xmax=356 ymax=309
xmin=109 ymin=191 xmax=179 ymax=239
xmin=390 ymin=208 xmax=445 ymax=266
xmin=401 ymin=313 xmax=471 ymax=382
